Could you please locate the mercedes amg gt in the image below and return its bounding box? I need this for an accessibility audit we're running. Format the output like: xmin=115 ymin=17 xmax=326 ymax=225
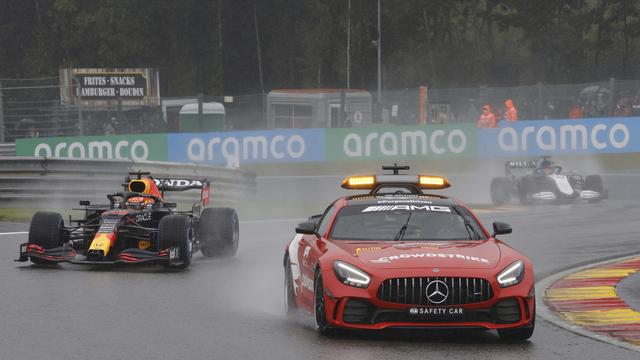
xmin=283 ymin=165 xmax=535 ymax=341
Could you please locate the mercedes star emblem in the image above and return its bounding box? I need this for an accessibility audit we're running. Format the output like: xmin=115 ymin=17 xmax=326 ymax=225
xmin=425 ymin=280 xmax=449 ymax=304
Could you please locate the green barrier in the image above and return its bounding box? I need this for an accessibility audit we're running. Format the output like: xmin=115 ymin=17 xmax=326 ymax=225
xmin=16 ymin=134 xmax=168 ymax=161
xmin=325 ymin=124 xmax=476 ymax=161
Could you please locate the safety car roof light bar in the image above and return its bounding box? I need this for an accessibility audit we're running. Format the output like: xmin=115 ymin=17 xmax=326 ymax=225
xmin=341 ymin=167 xmax=451 ymax=191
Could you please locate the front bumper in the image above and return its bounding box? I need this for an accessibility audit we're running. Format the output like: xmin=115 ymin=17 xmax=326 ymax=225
xmin=329 ymin=296 xmax=533 ymax=330
xmin=319 ymin=269 xmax=535 ymax=330
xmin=16 ymin=242 xmax=184 ymax=266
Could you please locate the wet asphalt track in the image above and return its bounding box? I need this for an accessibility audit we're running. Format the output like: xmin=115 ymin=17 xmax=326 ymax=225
xmin=2 ymin=201 xmax=640 ymax=359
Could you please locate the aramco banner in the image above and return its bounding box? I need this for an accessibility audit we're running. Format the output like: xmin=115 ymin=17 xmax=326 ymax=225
xmin=167 ymin=129 xmax=326 ymax=166
xmin=476 ymin=117 xmax=640 ymax=157
xmin=325 ymin=124 xmax=476 ymax=161
xmin=15 ymin=117 xmax=640 ymax=164
xmin=16 ymin=134 xmax=168 ymax=161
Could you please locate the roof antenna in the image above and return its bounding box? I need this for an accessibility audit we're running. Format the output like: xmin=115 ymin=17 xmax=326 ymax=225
xmin=382 ymin=163 xmax=410 ymax=175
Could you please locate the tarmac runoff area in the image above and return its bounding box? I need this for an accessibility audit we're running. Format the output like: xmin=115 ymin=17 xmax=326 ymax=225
xmin=540 ymin=255 xmax=640 ymax=351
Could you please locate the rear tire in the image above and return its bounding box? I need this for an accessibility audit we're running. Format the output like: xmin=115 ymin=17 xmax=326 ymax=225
xmin=28 ymin=211 xmax=66 ymax=264
xmin=198 ymin=207 xmax=239 ymax=258
xmin=584 ymin=175 xmax=604 ymax=203
xmin=490 ymin=177 xmax=512 ymax=205
xmin=518 ymin=177 xmax=534 ymax=205
xmin=158 ymin=215 xmax=193 ymax=269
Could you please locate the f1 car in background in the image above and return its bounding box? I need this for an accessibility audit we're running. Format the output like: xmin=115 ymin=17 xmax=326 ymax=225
xmin=490 ymin=156 xmax=606 ymax=205
xmin=284 ymin=165 xmax=535 ymax=341
xmin=17 ymin=172 xmax=239 ymax=269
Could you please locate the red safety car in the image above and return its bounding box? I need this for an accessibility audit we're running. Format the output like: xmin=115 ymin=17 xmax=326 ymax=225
xmin=283 ymin=165 xmax=535 ymax=341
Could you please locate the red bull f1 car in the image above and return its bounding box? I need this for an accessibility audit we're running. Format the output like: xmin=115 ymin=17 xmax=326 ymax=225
xmin=283 ymin=165 xmax=535 ymax=341
xmin=17 ymin=172 xmax=239 ymax=269
xmin=490 ymin=156 xmax=606 ymax=205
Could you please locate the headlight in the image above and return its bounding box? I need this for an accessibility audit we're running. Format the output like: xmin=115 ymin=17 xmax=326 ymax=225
xmin=333 ymin=261 xmax=371 ymax=288
xmin=497 ymin=260 xmax=524 ymax=288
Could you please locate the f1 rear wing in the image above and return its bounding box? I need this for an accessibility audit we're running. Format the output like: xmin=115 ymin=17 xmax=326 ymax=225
xmin=154 ymin=178 xmax=211 ymax=206
xmin=504 ymin=160 xmax=537 ymax=176
xmin=124 ymin=173 xmax=211 ymax=206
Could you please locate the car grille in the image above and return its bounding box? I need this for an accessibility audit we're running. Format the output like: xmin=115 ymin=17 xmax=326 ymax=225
xmin=377 ymin=277 xmax=493 ymax=306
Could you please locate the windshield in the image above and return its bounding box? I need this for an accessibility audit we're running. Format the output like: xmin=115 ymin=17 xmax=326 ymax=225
xmin=330 ymin=204 xmax=486 ymax=241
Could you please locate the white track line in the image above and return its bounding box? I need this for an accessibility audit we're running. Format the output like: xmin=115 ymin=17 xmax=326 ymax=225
xmin=0 ymin=231 xmax=27 ymax=235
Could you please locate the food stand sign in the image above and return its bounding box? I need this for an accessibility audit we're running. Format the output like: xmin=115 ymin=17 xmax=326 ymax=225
xmin=76 ymin=73 xmax=147 ymax=99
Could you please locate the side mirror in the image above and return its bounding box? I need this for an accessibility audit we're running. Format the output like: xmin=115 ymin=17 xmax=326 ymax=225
xmin=492 ymin=221 xmax=512 ymax=237
xmin=308 ymin=214 xmax=322 ymax=225
xmin=295 ymin=220 xmax=318 ymax=235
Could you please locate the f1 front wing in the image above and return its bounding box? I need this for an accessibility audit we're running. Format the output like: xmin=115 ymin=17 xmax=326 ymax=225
xmin=16 ymin=243 xmax=184 ymax=266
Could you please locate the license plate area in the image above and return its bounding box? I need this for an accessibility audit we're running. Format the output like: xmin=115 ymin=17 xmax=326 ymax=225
xmin=408 ymin=307 xmax=464 ymax=321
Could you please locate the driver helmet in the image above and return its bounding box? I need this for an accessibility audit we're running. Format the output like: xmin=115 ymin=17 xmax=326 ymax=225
xmin=125 ymin=197 xmax=146 ymax=210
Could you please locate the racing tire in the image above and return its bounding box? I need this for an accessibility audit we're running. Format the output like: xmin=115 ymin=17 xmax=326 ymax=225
xmin=198 ymin=207 xmax=239 ymax=258
xmin=284 ymin=254 xmax=297 ymax=315
xmin=497 ymin=317 xmax=535 ymax=342
xmin=158 ymin=215 xmax=193 ymax=269
xmin=313 ymin=270 xmax=332 ymax=335
xmin=490 ymin=177 xmax=512 ymax=205
xmin=584 ymin=175 xmax=604 ymax=203
xmin=518 ymin=177 xmax=534 ymax=205
xmin=28 ymin=211 xmax=67 ymax=264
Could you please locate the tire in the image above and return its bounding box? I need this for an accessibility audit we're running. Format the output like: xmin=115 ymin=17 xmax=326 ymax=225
xmin=518 ymin=177 xmax=534 ymax=205
xmin=490 ymin=177 xmax=512 ymax=205
xmin=158 ymin=215 xmax=193 ymax=269
xmin=584 ymin=175 xmax=604 ymax=203
xmin=198 ymin=207 xmax=239 ymax=258
xmin=498 ymin=317 xmax=535 ymax=341
xmin=313 ymin=270 xmax=332 ymax=335
xmin=28 ymin=211 xmax=67 ymax=264
xmin=283 ymin=254 xmax=297 ymax=315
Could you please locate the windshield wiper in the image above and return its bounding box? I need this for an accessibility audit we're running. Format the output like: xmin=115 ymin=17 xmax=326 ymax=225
xmin=393 ymin=211 xmax=413 ymax=241
xmin=453 ymin=207 xmax=481 ymax=240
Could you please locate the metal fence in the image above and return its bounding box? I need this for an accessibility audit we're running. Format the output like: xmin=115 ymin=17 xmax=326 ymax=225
xmin=0 ymin=157 xmax=256 ymax=208
xmin=3 ymin=78 xmax=640 ymax=144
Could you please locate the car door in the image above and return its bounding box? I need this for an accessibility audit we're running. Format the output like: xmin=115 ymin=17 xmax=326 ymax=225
xmin=296 ymin=204 xmax=336 ymax=307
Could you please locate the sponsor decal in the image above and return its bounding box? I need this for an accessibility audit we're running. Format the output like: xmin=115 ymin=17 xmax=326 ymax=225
xmin=362 ymin=205 xmax=451 ymax=213
xmin=301 ymin=274 xmax=314 ymax=292
xmin=135 ymin=213 xmax=152 ymax=222
xmin=409 ymin=307 xmax=463 ymax=315
xmin=98 ymin=219 xmax=118 ymax=234
xmin=168 ymin=129 xmax=325 ymax=166
xmin=392 ymin=242 xmax=445 ymax=250
xmin=288 ymin=234 xmax=303 ymax=295
xmin=154 ymin=179 xmax=203 ymax=188
xmin=376 ymin=199 xmax=433 ymax=204
xmin=325 ymin=124 xmax=476 ymax=161
xmin=370 ymin=252 xmax=490 ymax=264
xmin=354 ymin=247 xmax=382 ymax=257
xmin=478 ymin=118 xmax=640 ymax=157
xmin=302 ymin=245 xmax=311 ymax=267
xmin=16 ymin=134 xmax=167 ymax=161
